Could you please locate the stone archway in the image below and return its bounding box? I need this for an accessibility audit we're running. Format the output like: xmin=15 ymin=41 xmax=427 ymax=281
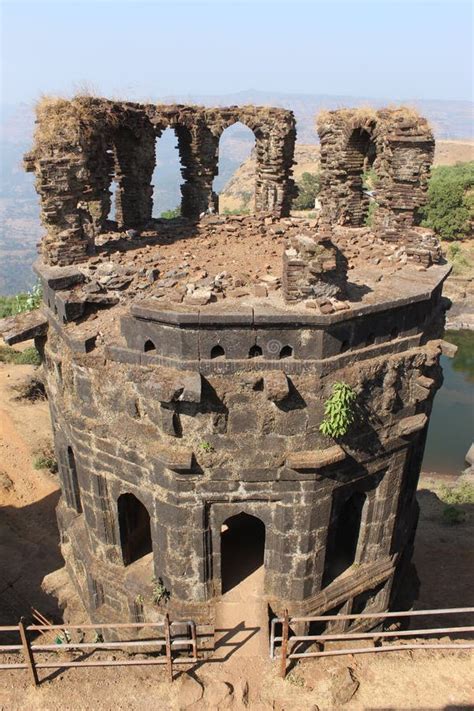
xmin=220 ymin=512 xmax=265 ymax=594
xmin=117 ymin=493 xmax=152 ymax=566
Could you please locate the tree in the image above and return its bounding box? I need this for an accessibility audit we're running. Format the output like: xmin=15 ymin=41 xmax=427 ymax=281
xmin=293 ymin=171 xmax=320 ymax=210
xmin=421 ymin=162 xmax=474 ymax=241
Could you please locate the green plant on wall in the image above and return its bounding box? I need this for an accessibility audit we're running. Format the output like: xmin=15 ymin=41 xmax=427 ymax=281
xmin=319 ymin=381 xmax=357 ymax=438
xmin=151 ymin=577 xmax=170 ymax=606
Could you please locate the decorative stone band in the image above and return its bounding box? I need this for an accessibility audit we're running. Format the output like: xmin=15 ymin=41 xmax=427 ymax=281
xmin=286 ymin=445 xmax=346 ymax=471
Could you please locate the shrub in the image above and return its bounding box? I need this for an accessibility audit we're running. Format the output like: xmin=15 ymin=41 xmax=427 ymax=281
xmin=151 ymin=577 xmax=170 ymax=605
xmin=160 ymin=206 xmax=181 ymax=219
xmin=421 ymin=162 xmax=474 ymax=241
xmin=33 ymin=448 xmax=58 ymax=473
xmin=439 ymin=481 xmax=474 ymax=505
xmin=293 ymin=171 xmax=321 ymax=210
xmin=319 ymin=381 xmax=357 ymax=438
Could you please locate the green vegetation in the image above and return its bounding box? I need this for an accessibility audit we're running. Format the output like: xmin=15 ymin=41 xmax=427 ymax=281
xmin=293 ymin=171 xmax=320 ymax=210
xmin=422 ymin=162 xmax=474 ymax=241
xmin=364 ymin=200 xmax=379 ymax=228
xmin=0 ymin=345 xmax=41 ymax=365
xmin=33 ymin=445 xmax=58 ymax=474
xmin=438 ymin=481 xmax=474 ymax=505
xmin=444 ymin=330 xmax=474 ymax=383
xmin=160 ymin=206 xmax=181 ymax=219
xmin=151 ymin=576 xmax=171 ymax=605
xmin=438 ymin=482 xmax=473 ymax=526
xmin=362 ymin=167 xmax=378 ymax=191
xmin=198 ymin=440 xmax=215 ymax=453
xmin=0 ymin=282 xmax=43 ymax=319
xmin=320 ymin=381 xmax=357 ymax=438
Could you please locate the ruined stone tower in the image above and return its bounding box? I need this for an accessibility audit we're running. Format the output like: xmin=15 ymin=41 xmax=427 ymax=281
xmin=22 ymin=98 xmax=450 ymax=633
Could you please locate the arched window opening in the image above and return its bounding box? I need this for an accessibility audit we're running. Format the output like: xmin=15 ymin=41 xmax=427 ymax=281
xmin=279 ymin=345 xmax=293 ymax=359
xmin=213 ymin=122 xmax=256 ymax=215
xmin=248 ymin=345 xmax=263 ymax=359
xmin=210 ymin=345 xmax=225 ymax=359
xmin=323 ymin=491 xmax=366 ymax=587
xmin=118 ymin=493 xmax=152 ymax=566
xmin=220 ymin=512 xmax=265 ymax=594
xmin=346 ymin=127 xmax=377 ymax=226
xmin=152 ymin=127 xmax=184 ymax=219
xmin=67 ymin=446 xmax=82 ymax=514
xmin=144 ymin=339 xmax=157 ymax=353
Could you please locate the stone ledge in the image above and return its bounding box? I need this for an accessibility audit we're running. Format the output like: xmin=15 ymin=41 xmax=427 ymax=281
xmin=286 ymin=445 xmax=346 ymax=471
xmin=155 ymin=449 xmax=194 ymax=473
xmin=397 ymin=413 xmax=428 ymax=437
xmin=0 ymin=309 xmax=48 ymax=345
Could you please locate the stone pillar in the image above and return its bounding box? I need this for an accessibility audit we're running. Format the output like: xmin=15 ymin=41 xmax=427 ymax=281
xmin=373 ymin=110 xmax=434 ymax=231
xmin=113 ymin=117 xmax=156 ymax=229
xmin=255 ymin=122 xmax=296 ymax=216
xmin=178 ymin=121 xmax=220 ymax=218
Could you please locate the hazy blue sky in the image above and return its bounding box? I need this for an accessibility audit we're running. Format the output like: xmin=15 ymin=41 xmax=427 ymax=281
xmin=1 ymin=0 xmax=473 ymax=104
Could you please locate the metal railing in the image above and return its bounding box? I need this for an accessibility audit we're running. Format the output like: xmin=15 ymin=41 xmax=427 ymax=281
xmin=0 ymin=614 xmax=197 ymax=686
xmin=270 ymin=607 xmax=474 ymax=678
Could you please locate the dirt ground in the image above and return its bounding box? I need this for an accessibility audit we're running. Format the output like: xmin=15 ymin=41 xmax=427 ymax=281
xmin=0 ymin=354 xmax=473 ymax=710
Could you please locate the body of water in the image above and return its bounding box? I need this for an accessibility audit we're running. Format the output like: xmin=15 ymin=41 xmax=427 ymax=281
xmin=423 ymin=330 xmax=474 ymax=475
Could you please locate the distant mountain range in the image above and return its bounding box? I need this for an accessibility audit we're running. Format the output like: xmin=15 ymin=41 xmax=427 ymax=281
xmin=1 ymin=91 xmax=473 ymax=295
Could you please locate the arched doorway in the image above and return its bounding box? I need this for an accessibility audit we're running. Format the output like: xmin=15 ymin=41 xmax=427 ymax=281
xmin=220 ymin=512 xmax=265 ymax=594
xmin=152 ymin=127 xmax=185 ymax=218
xmin=117 ymin=493 xmax=152 ymax=566
xmin=345 ymin=127 xmax=377 ymax=225
xmin=323 ymin=491 xmax=366 ymax=586
xmin=213 ymin=122 xmax=255 ymax=215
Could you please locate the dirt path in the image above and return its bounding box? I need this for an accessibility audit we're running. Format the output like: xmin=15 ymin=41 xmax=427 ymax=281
xmin=0 ymin=361 xmax=65 ymax=625
xmin=215 ymin=566 xmax=268 ymax=658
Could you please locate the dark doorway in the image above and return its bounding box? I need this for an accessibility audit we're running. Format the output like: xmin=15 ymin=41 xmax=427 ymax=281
xmin=118 ymin=494 xmax=152 ymax=566
xmin=323 ymin=492 xmax=366 ymax=586
xmin=220 ymin=512 xmax=265 ymax=594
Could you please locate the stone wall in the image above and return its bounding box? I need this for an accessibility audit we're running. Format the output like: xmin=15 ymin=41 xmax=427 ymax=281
xmin=25 ymin=97 xmax=296 ymax=267
xmin=317 ymin=108 xmax=434 ymax=232
xmin=37 ymin=266 xmax=448 ymax=628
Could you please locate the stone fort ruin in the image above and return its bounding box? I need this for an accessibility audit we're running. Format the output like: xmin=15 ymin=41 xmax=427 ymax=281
xmin=10 ymin=97 xmax=452 ymax=635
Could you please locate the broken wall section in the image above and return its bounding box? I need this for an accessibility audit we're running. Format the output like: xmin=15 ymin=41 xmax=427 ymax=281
xmin=317 ymin=108 xmax=435 ymax=233
xmin=25 ymin=97 xmax=296 ymax=267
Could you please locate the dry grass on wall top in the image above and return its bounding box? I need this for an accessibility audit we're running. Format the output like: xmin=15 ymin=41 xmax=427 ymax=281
xmin=316 ymin=105 xmax=425 ymax=131
xmin=34 ymin=94 xmax=118 ymax=148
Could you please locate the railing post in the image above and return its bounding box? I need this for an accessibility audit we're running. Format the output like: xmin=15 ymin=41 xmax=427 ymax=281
xmin=280 ymin=609 xmax=289 ymax=679
xmin=18 ymin=617 xmax=38 ymax=687
xmin=164 ymin=613 xmax=173 ymax=682
xmin=190 ymin=622 xmax=198 ymax=662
